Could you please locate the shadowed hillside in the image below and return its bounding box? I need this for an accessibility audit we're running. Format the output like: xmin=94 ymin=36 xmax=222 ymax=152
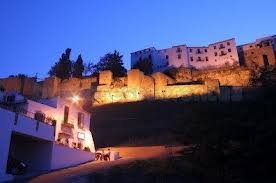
xmin=89 ymin=68 xmax=276 ymax=183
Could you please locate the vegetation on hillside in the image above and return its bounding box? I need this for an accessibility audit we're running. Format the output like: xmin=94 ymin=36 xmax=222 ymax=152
xmin=48 ymin=49 xmax=127 ymax=79
xmin=92 ymin=50 xmax=127 ymax=77
xmin=132 ymin=58 xmax=153 ymax=75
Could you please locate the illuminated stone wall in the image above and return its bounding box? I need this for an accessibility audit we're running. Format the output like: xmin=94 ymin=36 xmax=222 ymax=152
xmin=175 ymin=67 xmax=252 ymax=86
xmin=1 ymin=67 xmax=248 ymax=105
xmin=42 ymin=76 xmax=97 ymax=99
xmin=0 ymin=76 xmax=41 ymax=97
xmin=92 ymin=69 xmax=224 ymax=106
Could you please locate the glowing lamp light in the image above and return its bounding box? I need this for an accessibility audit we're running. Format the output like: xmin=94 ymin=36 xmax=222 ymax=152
xmin=72 ymin=95 xmax=80 ymax=103
xmin=78 ymin=132 xmax=85 ymax=140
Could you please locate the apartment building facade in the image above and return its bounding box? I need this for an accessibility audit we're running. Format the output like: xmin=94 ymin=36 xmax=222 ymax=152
xmin=131 ymin=38 xmax=240 ymax=72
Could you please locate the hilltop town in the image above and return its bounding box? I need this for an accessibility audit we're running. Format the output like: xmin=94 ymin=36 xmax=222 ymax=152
xmin=0 ymin=35 xmax=276 ymax=183
xmin=0 ymin=35 xmax=275 ymax=107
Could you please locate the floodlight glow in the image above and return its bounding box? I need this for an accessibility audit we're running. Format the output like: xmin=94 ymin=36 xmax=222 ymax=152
xmin=72 ymin=95 xmax=80 ymax=103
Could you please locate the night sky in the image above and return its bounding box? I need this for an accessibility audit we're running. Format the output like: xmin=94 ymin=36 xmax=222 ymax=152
xmin=1 ymin=0 xmax=276 ymax=78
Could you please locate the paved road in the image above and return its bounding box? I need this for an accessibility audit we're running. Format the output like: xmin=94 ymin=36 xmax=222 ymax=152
xmin=28 ymin=157 xmax=141 ymax=183
xmin=28 ymin=146 xmax=186 ymax=183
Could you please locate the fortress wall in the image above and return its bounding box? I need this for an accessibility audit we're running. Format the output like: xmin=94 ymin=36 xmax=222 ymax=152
xmin=42 ymin=77 xmax=61 ymax=98
xmin=0 ymin=77 xmax=39 ymax=97
xmin=42 ymin=76 xmax=97 ymax=98
xmin=155 ymin=85 xmax=208 ymax=99
xmin=175 ymin=67 xmax=252 ymax=86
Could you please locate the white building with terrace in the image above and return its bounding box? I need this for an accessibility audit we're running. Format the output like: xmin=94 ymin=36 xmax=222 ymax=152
xmin=0 ymin=91 xmax=95 ymax=182
xmin=131 ymin=38 xmax=240 ymax=72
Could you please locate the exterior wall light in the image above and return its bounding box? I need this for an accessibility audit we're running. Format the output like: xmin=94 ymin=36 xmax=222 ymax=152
xmin=72 ymin=95 xmax=80 ymax=103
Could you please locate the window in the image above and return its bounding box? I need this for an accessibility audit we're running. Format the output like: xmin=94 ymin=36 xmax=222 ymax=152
xmin=214 ymin=46 xmax=217 ymax=49
xmin=197 ymin=49 xmax=201 ymax=54
xmin=227 ymin=42 xmax=230 ymax=46
xmin=263 ymin=54 xmax=270 ymax=66
xmin=197 ymin=57 xmax=202 ymax=61
xmin=190 ymin=57 xmax=193 ymax=61
xmin=178 ymin=54 xmax=181 ymax=59
xmin=214 ymin=52 xmax=218 ymax=56
xmin=228 ymin=48 xmax=232 ymax=52
xmin=219 ymin=44 xmax=225 ymax=49
xmin=206 ymin=57 xmax=209 ymax=61
xmin=148 ymin=55 xmax=152 ymax=60
xmin=264 ymin=42 xmax=270 ymax=47
xmin=78 ymin=112 xmax=84 ymax=129
xmin=190 ymin=49 xmax=193 ymax=53
xmin=176 ymin=47 xmax=182 ymax=53
xmin=64 ymin=106 xmax=69 ymax=123
xmin=166 ymin=55 xmax=169 ymax=59
xmin=221 ymin=51 xmax=226 ymax=56
xmin=205 ymin=49 xmax=207 ymax=53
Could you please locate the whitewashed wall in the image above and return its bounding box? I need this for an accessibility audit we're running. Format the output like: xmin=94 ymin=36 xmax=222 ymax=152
xmin=14 ymin=115 xmax=54 ymax=141
xmin=131 ymin=38 xmax=240 ymax=72
xmin=26 ymin=98 xmax=95 ymax=152
xmin=0 ymin=108 xmax=14 ymax=182
xmin=51 ymin=144 xmax=95 ymax=170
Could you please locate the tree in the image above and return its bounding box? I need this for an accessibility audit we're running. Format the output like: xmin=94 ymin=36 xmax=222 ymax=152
xmin=84 ymin=62 xmax=95 ymax=76
xmin=72 ymin=54 xmax=85 ymax=78
xmin=132 ymin=58 xmax=153 ymax=75
xmin=93 ymin=50 xmax=127 ymax=77
xmin=48 ymin=48 xmax=72 ymax=80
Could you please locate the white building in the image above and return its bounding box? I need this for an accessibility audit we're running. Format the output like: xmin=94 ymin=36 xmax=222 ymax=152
xmin=0 ymin=92 xmax=95 ymax=182
xmin=131 ymin=38 xmax=240 ymax=72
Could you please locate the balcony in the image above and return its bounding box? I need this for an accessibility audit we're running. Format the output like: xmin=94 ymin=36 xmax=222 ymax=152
xmin=14 ymin=113 xmax=55 ymax=141
xmin=0 ymin=104 xmax=55 ymax=141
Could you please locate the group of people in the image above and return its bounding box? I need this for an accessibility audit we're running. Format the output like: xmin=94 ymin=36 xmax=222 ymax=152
xmin=95 ymin=148 xmax=111 ymax=161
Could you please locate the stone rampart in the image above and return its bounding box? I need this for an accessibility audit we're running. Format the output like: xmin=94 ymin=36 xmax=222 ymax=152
xmin=175 ymin=67 xmax=252 ymax=86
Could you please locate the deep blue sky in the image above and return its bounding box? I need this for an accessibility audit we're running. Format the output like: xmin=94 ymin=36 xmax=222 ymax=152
xmin=1 ymin=0 xmax=276 ymax=78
